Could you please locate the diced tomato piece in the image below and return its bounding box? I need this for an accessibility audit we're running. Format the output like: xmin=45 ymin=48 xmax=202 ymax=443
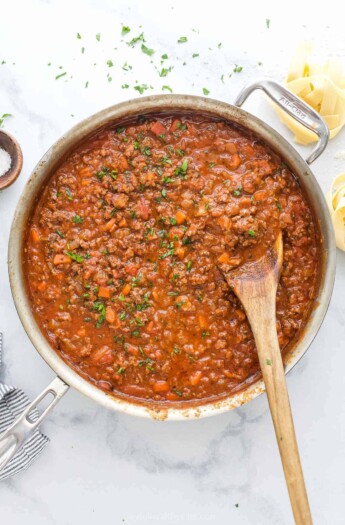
xmin=151 ymin=121 xmax=166 ymax=136
xmin=125 ymin=264 xmax=139 ymax=276
xmin=175 ymin=210 xmax=187 ymax=224
xmin=53 ymin=254 xmax=71 ymax=265
xmin=153 ymin=380 xmax=169 ymax=393
xmin=121 ymin=283 xmax=131 ymax=296
xmin=98 ymin=286 xmax=110 ymax=299
xmin=105 ymin=307 xmax=115 ymax=323
xmin=136 ymin=199 xmax=150 ymax=220
xmin=170 ymin=119 xmax=181 ymax=132
xmin=189 ymin=370 xmax=203 ymax=386
xmin=31 ymin=228 xmax=41 ymax=242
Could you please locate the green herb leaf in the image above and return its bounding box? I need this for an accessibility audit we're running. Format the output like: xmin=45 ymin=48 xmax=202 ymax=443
xmin=186 ymin=261 xmax=193 ymax=272
xmin=233 ymin=65 xmax=243 ymax=73
xmin=159 ymin=67 xmax=171 ymax=77
xmin=141 ymin=44 xmax=155 ymax=56
xmin=177 ymin=36 xmax=188 ymax=43
xmin=66 ymin=251 xmax=84 ymax=263
xmin=77 ymin=33 xmax=82 ymax=39
xmin=96 ymin=33 xmax=101 ymax=41
xmin=73 ymin=215 xmax=83 ymax=224
xmin=266 ymin=358 xmax=272 ymax=366
xmin=55 ymin=72 xmax=67 ymax=80
xmin=203 ymin=87 xmax=210 ymax=96
xmin=127 ymin=32 xmax=145 ymax=47
xmin=106 ymin=59 xmax=114 ymax=67
xmin=247 ymin=229 xmax=257 ymax=237
xmin=175 ymin=158 xmax=188 ymax=177
xmin=266 ymin=18 xmax=270 ymax=28
xmin=0 ymin=113 xmax=12 ymax=127
xmin=134 ymin=84 xmax=150 ymax=95
xmin=162 ymin=85 xmax=173 ymax=93
xmin=121 ymin=25 xmax=131 ymax=36
xmin=56 ymin=229 xmax=64 ymax=238
xmin=161 ymin=53 xmax=168 ymax=60
xmin=192 ymin=53 xmax=199 ymax=58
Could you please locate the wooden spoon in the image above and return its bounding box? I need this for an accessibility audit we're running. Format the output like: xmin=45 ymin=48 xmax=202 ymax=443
xmin=220 ymin=232 xmax=312 ymax=525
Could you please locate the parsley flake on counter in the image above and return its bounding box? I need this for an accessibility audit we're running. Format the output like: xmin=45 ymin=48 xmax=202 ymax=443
xmin=107 ymin=60 xmax=114 ymax=67
xmin=0 ymin=113 xmax=12 ymax=127
xmin=266 ymin=18 xmax=270 ymax=28
xmin=177 ymin=36 xmax=188 ymax=43
xmin=192 ymin=53 xmax=199 ymax=58
xmin=160 ymin=67 xmax=171 ymax=77
xmin=141 ymin=44 xmax=155 ymax=56
xmin=77 ymin=33 xmax=82 ymax=39
xmin=55 ymin=72 xmax=67 ymax=80
xmin=233 ymin=65 xmax=243 ymax=73
xmin=127 ymin=32 xmax=145 ymax=47
xmin=162 ymin=85 xmax=173 ymax=93
xmin=161 ymin=53 xmax=168 ymax=60
xmin=121 ymin=25 xmax=131 ymax=36
xmin=203 ymin=87 xmax=210 ymax=96
xmin=96 ymin=33 xmax=101 ymax=42
xmin=134 ymin=84 xmax=150 ymax=94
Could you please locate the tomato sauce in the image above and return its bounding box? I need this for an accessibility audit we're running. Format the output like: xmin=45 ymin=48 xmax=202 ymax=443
xmin=24 ymin=114 xmax=321 ymax=405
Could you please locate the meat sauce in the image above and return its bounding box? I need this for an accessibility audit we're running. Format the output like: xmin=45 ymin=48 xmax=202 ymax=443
xmin=24 ymin=114 xmax=321 ymax=406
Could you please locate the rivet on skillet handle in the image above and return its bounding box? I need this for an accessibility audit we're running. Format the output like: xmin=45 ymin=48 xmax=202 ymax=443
xmin=0 ymin=377 xmax=69 ymax=472
xmin=234 ymin=79 xmax=329 ymax=165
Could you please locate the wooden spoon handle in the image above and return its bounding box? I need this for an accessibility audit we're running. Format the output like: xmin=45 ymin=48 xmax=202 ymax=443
xmin=246 ymin=296 xmax=313 ymax=525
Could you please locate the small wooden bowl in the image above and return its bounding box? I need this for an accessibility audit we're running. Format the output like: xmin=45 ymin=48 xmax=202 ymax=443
xmin=0 ymin=129 xmax=23 ymax=190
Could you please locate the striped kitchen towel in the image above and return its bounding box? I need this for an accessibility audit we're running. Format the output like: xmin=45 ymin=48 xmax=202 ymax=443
xmin=0 ymin=332 xmax=48 ymax=480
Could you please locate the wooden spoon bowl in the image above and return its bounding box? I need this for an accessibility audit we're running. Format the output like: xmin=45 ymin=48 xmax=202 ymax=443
xmin=0 ymin=129 xmax=23 ymax=190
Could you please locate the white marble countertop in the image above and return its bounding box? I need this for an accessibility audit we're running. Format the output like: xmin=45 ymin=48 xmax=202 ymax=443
xmin=1 ymin=1 xmax=345 ymax=523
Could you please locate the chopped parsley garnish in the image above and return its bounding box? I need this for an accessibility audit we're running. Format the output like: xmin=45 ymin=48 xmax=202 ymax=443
xmin=186 ymin=261 xmax=193 ymax=272
xmin=77 ymin=33 xmax=82 ymax=39
xmin=177 ymin=36 xmax=188 ymax=43
xmin=141 ymin=44 xmax=155 ymax=56
xmin=202 ymin=331 xmax=210 ymax=338
xmin=175 ymin=158 xmax=188 ymax=177
xmin=96 ymin=166 xmax=117 ymax=180
xmin=161 ymin=188 xmax=168 ymax=199
xmin=266 ymin=18 xmax=270 ymax=28
xmin=233 ymin=186 xmax=242 ymax=197
xmin=93 ymin=300 xmax=106 ymax=328
xmin=106 ymin=60 xmax=114 ymax=67
xmin=73 ymin=215 xmax=83 ymax=224
xmin=173 ymin=387 xmax=183 ymax=396
xmin=182 ymin=236 xmax=193 ymax=246
xmin=266 ymin=358 xmax=272 ymax=366
xmin=177 ymin=122 xmax=187 ymax=131
xmin=161 ymin=53 xmax=168 ymax=59
xmin=233 ymin=65 xmax=243 ymax=73
xmin=66 ymin=251 xmax=84 ymax=263
xmin=117 ymin=367 xmax=125 ymax=375
xmin=173 ymin=345 xmax=180 ymax=354
xmin=95 ymin=33 xmax=101 ymax=42
xmin=192 ymin=53 xmax=199 ymax=58
xmin=276 ymin=200 xmax=282 ymax=210
xmin=141 ymin=145 xmax=151 ymax=156
xmin=162 ymin=85 xmax=173 ymax=93
xmin=56 ymin=229 xmax=64 ymax=238
xmin=169 ymin=217 xmax=177 ymax=226
xmin=247 ymin=229 xmax=257 ymax=237
xmin=122 ymin=61 xmax=132 ymax=71
xmin=122 ymin=84 xmax=129 ymax=89
xmin=203 ymin=87 xmax=210 ymax=96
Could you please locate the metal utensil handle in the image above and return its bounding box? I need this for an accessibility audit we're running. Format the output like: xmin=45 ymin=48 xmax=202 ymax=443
xmin=0 ymin=376 xmax=69 ymax=472
xmin=234 ymin=79 xmax=329 ymax=164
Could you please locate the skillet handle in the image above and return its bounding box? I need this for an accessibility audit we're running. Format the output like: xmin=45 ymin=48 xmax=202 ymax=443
xmin=234 ymin=78 xmax=329 ymax=164
xmin=0 ymin=376 xmax=69 ymax=473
